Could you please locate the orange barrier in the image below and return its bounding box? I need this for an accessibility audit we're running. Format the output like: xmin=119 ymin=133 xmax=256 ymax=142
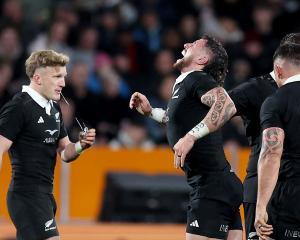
xmin=0 ymin=147 xmax=250 ymax=220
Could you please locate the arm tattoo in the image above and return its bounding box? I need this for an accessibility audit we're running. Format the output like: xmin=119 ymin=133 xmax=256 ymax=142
xmin=201 ymin=94 xmax=216 ymax=107
xmin=222 ymin=102 xmax=235 ymax=123
xmin=202 ymin=87 xmax=236 ymax=130
xmin=260 ymin=127 xmax=284 ymax=161
xmin=210 ymin=89 xmax=228 ymax=127
xmin=201 ymin=87 xmax=236 ymax=132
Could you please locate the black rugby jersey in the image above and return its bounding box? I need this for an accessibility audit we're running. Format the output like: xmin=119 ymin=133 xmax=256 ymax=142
xmin=261 ymin=80 xmax=300 ymax=180
xmin=229 ymin=74 xmax=277 ymax=202
xmin=0 ymin=92 xmax=68 ymax=193
xmin=166 ymin=71 xmax=229 ymax=177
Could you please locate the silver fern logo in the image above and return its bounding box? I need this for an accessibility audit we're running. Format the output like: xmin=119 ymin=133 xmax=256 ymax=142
xmin=45 ymin=219 xmax=53 ymax=228
xmin=45 ymin=218 xmax=56 ymax=231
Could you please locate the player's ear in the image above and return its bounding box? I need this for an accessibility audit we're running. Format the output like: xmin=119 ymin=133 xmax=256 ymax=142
xmin=32 ymin=74 xmax=42 ymax=85
xmin=274 ymin=64 xmax=283 ymax=79
xmin=196 ymin=56 xmax=209 ymax=66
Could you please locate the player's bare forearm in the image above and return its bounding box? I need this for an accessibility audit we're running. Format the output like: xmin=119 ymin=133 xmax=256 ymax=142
xmin=256 ymin=127 xmax=284 ymax=210
xmin=62 ymin=142 xmax=80 ymax=163
xmin=60 ymin=129 xmax=96 ymax=163
xmin=201 ymin=87 xmax=236 ymax=132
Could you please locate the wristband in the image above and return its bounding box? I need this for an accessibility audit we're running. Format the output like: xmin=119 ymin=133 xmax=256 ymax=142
xmin=75 ymin=141 xmax=83 ymax=154
xmin=188 ymin=121 xmax=210 ymax=139
xmin=149 ymin=108 xmax=166 ymax=123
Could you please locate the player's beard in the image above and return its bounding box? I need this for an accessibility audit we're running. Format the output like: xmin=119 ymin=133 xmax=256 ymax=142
xmin=173 ymin=58 xmax=184 ymax=70
xmin=173 ymin=56 xmax=192 ymax=71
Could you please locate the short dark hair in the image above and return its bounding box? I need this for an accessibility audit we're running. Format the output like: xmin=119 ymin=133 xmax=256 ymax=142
xmin=280 ymin=32 xmax=300 ymax=45
xmin=273 ymin=43 xmax=300 ymax=66
xmin=202 ymin=35 xmax=228 ymax=86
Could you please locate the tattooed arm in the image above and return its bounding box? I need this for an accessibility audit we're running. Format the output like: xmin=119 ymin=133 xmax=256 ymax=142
xmin=200 ymin=87 xmax=236 ymax=132
xmin=255 ymin=127 xmax=284 ymax=238
xmin=173 ymin=87 xmax=236 ymax=168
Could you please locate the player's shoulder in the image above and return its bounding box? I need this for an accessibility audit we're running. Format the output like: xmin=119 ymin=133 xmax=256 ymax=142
xmin=13 ymin=92 xmax=33 ymax=103
xmin=230 ymin=74 xmax=274 ymax=96
xmin=187 ymin=70 xmax=214 ymax=81
xmin=240 ymin=75 xmax=268 ymax=89
xmin=249 ymin=73 xmax=275 ymax=87
xmin=4 ymin=92 xmax=32 ymax=108
xmin=184 ymin=70 xmax=216 ymax=87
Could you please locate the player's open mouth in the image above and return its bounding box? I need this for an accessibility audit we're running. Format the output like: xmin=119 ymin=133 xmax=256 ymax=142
xmin=181 ymin=49 xmax=186 ymax=56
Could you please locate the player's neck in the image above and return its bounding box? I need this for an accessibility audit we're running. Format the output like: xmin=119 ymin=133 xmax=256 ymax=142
xmin=181 ymin=65 xmax=204 ymax=74
xmin=28 ymin=83 xmax=49 ymax=101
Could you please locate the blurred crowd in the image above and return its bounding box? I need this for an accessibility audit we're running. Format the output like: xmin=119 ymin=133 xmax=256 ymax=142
xmin=0 ymin=0 xmax=299 ymax=148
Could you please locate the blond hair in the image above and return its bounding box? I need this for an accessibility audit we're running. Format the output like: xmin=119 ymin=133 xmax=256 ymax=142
xmin=25 ymin=50 xmax=69 ymax=78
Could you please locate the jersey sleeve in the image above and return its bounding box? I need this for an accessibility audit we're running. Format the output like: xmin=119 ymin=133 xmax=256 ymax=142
xmin=228 ymin=81 xmax=255 ymax=116
xmin=0 ymin=99 xmax=25 ymax=141
xmin=260 ymin=95 xmax=282 ymax=130
xmin=184 ymin=71 xmax=218 ymax=99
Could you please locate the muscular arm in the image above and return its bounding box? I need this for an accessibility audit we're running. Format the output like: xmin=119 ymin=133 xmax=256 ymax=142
xmin=257 ymin=127 xmax=284 ymax=212
xmin=201 ymin=87 xmax=236 ymax=131
xmin=188 ymin=87 xmax=236 ymax=138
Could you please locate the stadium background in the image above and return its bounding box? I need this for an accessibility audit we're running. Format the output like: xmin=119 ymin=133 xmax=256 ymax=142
xmin=0 ymin=0 xmax=299 ymax=239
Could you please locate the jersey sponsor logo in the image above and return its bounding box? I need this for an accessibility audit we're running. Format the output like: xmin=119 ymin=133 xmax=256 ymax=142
xmin=285 ymin=229 xmax=300 ymax=238
xmin=248 ymin=231 xmax=258 ymax=239
xmin=172 ymin=87 xmax=180 ymax=99
xmin=43 ymin=138 xmax=56 ymax=143
xmin=219 ymin=224 xmax=229 ymax=232
xmin=37 ymin=116 xmax=44 ymax=123
xmin=45 ymin=218 xmax=56 ymax=232
xmin=189 ymin=220 xmax=199 ymax=227
xmin=45 ymin=129 xmax=58 ymax=136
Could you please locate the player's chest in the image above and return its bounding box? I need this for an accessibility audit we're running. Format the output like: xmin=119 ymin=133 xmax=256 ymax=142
xmin=24 ymin=110 xmax=61 ymax=144
xmin=167 ymin=82 xmax=196 ymax=119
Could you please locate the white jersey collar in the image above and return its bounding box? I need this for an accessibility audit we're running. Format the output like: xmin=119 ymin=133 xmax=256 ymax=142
xmin=270 ymin=71 xmax=275 ymax=81
xmin=283 ymin=73 xmax=300 ymax=86
xmin=22 ymin=85 xmax=53 ymax=111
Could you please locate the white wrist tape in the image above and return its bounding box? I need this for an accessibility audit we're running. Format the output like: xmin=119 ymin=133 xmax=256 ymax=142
xmin=188 ymin=121 xmax=210 ymax=139
xmin=75 ymin=141 xmax=83 ymax=154
xmin=149 ymin=108 xmax=166 ymax=123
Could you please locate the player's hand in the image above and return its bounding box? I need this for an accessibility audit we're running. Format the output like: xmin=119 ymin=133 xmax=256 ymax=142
xmin=255 ymin=209 xmax=273 ymax=239
xmin=79 ymin=128 xmax=96 ymax=150
xmin=129 ymin=92 xmax=152 ymax=116
xmin=173 ymin=133 xmax=196 ymax=168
